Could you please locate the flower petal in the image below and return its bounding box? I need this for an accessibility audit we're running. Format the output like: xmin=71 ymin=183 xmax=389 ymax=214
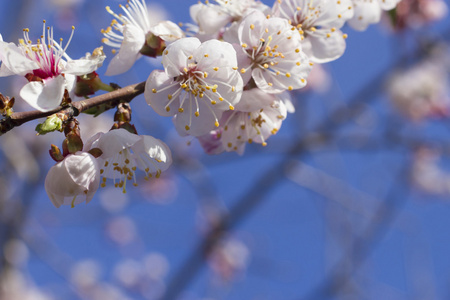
xmin=162 ymin=37 xmax=201 ymax=77
xmin=63 ymin=55 xmax=105 ymax=76
xmin=0 ymin=41 xmax=38 ymax=76
xmin=105 ymin=24 xmax=145 ymax=76
xmin=149 ymin=21 xmax=184 ymax=42
xmin=19 ymin=75 xmax=66 ymax=112
xmin=145 ymin=70 xmax=180 ymax=116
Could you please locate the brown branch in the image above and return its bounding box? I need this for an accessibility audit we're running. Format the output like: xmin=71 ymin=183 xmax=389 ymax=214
xmin=0 ymin=81 xmax=146 ymax=135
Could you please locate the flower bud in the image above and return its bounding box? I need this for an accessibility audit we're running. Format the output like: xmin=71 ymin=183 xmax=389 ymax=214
xmin=35 ymin=114 xmax=64 ymax=135
xmin=45 ymin=152 xmax=100 ymax=208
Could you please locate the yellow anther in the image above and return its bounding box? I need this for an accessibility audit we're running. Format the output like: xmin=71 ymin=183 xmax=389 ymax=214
xmin=178 ymin=108 xmax=184 ymax=113
xmin=215 ymin=121 xmax=219 ymax=127
xmin=195 ymin=111 xmax=200 ymax=117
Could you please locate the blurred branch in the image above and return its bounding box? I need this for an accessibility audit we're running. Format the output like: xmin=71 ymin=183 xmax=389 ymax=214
xmin=302 ymin=165 xmax=410 ymax=299
xmin=0 ymin=81 xmax=145 ymax=135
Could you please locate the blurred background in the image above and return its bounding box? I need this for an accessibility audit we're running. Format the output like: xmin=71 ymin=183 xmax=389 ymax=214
xmin=1 ymin=0 xmax=450 ymax=299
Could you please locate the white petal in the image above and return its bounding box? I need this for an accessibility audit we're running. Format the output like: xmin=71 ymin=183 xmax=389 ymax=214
xmin=105 ymin=24 xmax=145 ymax=76
xmin=162 ymin=37 xmax=201 ymax=77
xmin=174 ymin=99 xmax=220 ymax=136
xmin=190 ymin=3 xmax=231 ymax=35
xmin=195 ymin=39 xmax=238 ymax=70
xmin=305 ymin=29 xmax=347 ymax=63
xmin=235 ymin=88 xmax=276 ymax=112
xmin=132 ymin=135 xmax=173 ymax=172
xmin=149 ymin=21 xmax=184 ymax=42
xmin=19 ymin=75 xmax=66 ymax=112
xmin=145 ymin=70 xmax=180 ymax=116
xmin=63 ymin=55 xmax=105 ymax=75
xmin=348 ymin=1 xmax=382 ymax=31
xmin=0 ymin=42 xmax=39 ymax=76
xmin=89 ymin=128 xmax=141 ymax=159
xmin=378 ymin=0 xmax=400 ymax=11
xmin=64 ymin=152 xmax=100 ymax=190
xmin=45 ymin=152 xmax=100 ymax=208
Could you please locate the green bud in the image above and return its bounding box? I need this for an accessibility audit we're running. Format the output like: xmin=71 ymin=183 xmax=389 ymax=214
xmin=35 ymin=114 xmax=63 ymax=135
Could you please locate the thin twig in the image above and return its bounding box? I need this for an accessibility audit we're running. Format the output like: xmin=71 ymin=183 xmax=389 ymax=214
xmin=0 ymin=81 xmax=145 ymax=135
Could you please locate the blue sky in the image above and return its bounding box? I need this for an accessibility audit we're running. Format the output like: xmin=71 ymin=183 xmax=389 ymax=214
xmin=1 ymin=0 xmax=450 ymax=299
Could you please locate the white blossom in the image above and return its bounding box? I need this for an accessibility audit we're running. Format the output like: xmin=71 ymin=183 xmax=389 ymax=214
xmin=348 ymin=0 xmax=401 ymax=31
xmin=0 ymin=22 xmax=105 ymax=112
xmin=145 ymin=37 xmax=243 ymax=136
xmin=84 ymin=129 xmax=172 ymax=192
xmin=272 ymin=0 xmax=354 ymax=63
xmin=189 ymin=0 xmax=270 ymax=36
xmin=45 ymin=152 xmax=101 ymax=208
xmin=223 ymin=10 xmax=312 ymax=93
xmin=221 ymin=98 xmax=287 ymax=152
xmin=102 ymin=0 xmax=183 ymax=75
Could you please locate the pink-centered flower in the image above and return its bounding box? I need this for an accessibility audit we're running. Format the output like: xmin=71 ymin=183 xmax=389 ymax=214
xmin=145 ymin=37 xmax=243 ymax=137
xmin=0 ymin=22 xmax=105 ymax=112
xmin=45 ymin=151 xmax=101 ymax=208
xmin=223 ymin=10 xmax=312 ymax=93
xmin=102 ymin=0 xmax=184 ymax=75
xmin=272 ymin=0 xmax=354 ymax=63
xmin=84 ymin=129 xmax=172 ymax=193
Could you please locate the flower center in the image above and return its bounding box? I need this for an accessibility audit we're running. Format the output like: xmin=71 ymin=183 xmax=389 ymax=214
xmin=20 ymin=20 xmax=74 ymax=81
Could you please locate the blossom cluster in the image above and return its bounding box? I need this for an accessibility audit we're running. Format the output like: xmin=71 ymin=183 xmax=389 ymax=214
xmin=0 ymin=0 xmax=404 ymax=207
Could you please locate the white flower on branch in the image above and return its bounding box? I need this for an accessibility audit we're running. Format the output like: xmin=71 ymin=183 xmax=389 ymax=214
xmin=220 ymin=97 xmax=288 ymax=153
xmin=198 ymin=90 xmax=288 ymax=154
xmin=84 ymin=128 xmax=172 ymax=192
xmin=102 ymin=0 xmax=184 ymax=76
xmin=145 ymin=37 xmax=243 ymax=136
xmin=348 ymin=0 xmax=401 ymax=31
xmin=223 ymin=10 xmax=312 ymax=93
xmin=0 ymin=22 xmax=105 ymax=112
xmin=45 ymin=151 xmax=101 ymax=208
xmin=272 ymin=0 xmax=354 ymax=63
xmin=189 ymin=0 xmax=270 ymax=37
